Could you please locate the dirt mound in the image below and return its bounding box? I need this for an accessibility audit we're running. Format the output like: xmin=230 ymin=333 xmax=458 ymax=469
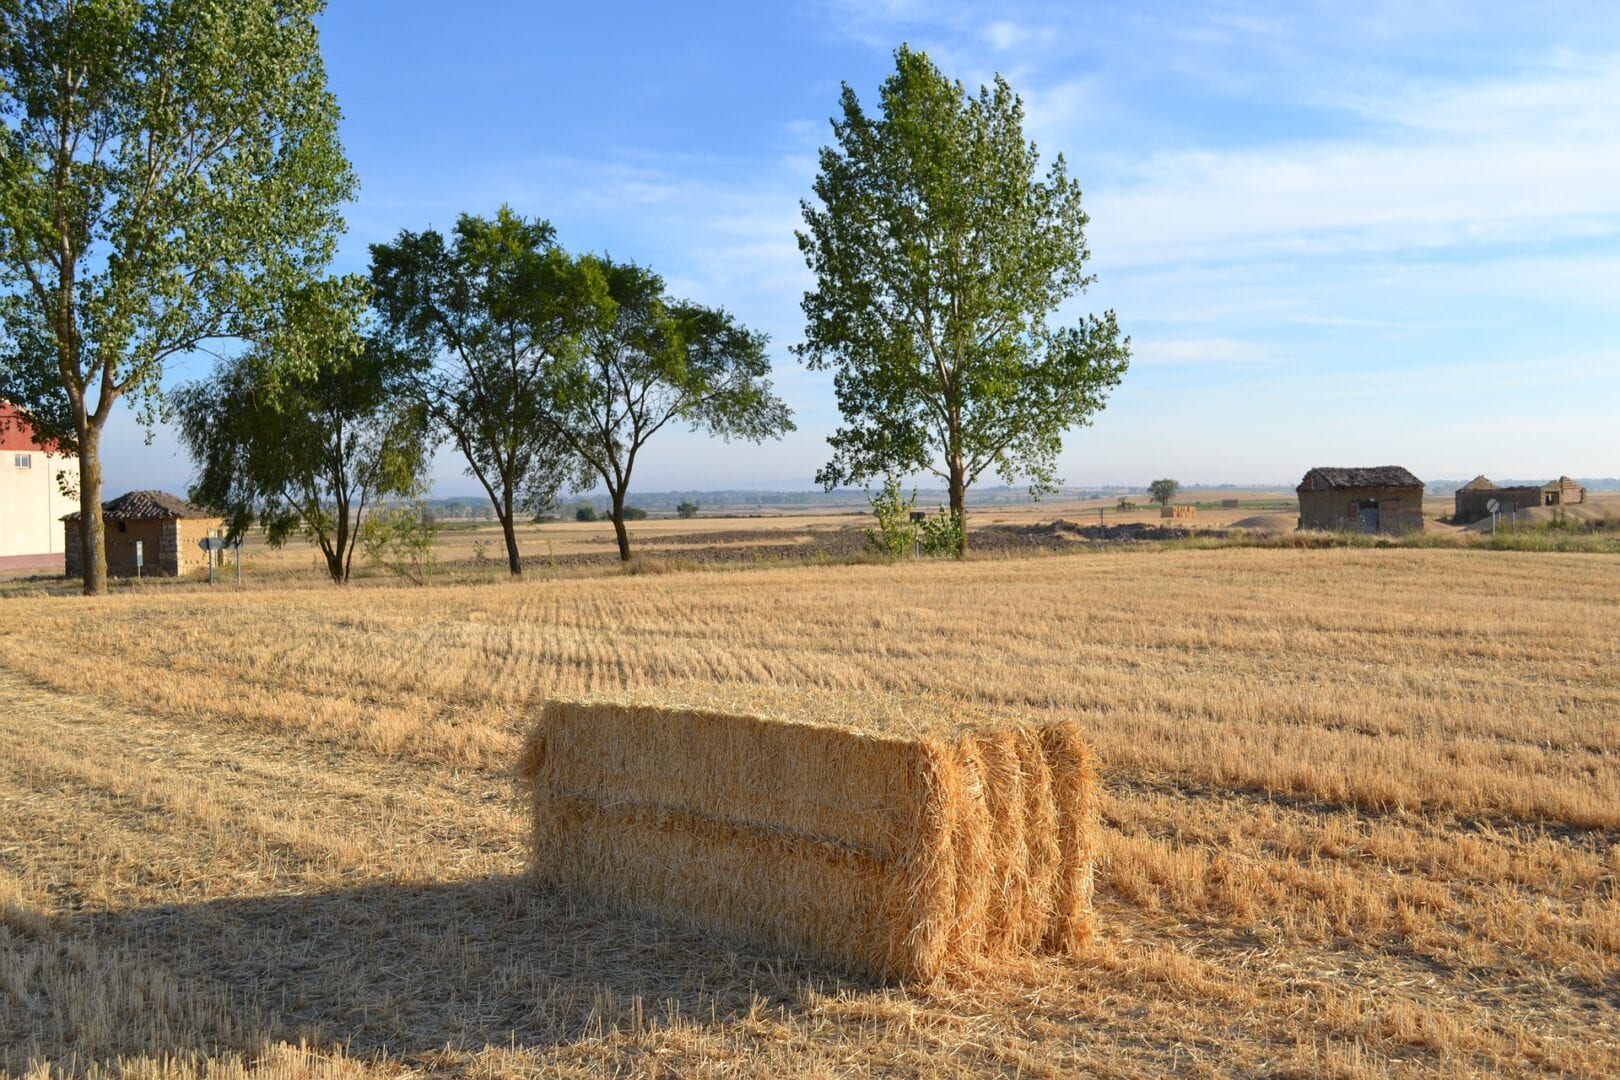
xmin=1227 ymin=513 xmax=1295 ymax=533
xmin=976 ymin=520 xmax=1221 ymax=548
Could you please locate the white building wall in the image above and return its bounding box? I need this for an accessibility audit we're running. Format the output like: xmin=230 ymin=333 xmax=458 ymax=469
xmin=0 ymin=449 xmax=76 ymax=557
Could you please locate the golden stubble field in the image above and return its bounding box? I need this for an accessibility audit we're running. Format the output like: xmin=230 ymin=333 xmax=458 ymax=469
xmin=1 ymin=546 xmax=1617 ymax=1077
xmin=227 ymin=490 xmax=1306 ymax=572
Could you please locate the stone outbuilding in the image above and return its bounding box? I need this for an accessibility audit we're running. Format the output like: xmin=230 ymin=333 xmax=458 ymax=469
xmin=1453 ymin=475 xmax=1587 ymax=524
xmin=1541 ymin=476 xmax=1586 ymax=507
xmin=63 ymin=490 xmax=225 ymax=578
xmin=1296 ymin=466 xmax=1425 ymax=533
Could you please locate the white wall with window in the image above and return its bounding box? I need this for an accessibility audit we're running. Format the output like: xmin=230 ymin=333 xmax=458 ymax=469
xmin=0 ymin=438 xmax=76 ymax=562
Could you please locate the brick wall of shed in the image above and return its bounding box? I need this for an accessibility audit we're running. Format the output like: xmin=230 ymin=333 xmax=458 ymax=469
xmin=62 ymin=516 xmax=224 ymax=577
xmin=175 ymin=517 xmax=226 ymax=576
xmin=1454 ymin=487 xmax=1540 ymax=525
xmin=1298 ymin=487 xmax=1425 ymax=533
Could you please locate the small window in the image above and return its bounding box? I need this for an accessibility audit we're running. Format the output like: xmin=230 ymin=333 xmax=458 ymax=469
xmin=13 ymin=453 xmax=30 ymax=469
xmin=117 ymin=521 xmax=127 ymax=533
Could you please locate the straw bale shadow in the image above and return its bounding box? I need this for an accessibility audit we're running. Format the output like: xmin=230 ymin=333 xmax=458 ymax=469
xmin=77 ymin=874 xmax=862 ymax=1060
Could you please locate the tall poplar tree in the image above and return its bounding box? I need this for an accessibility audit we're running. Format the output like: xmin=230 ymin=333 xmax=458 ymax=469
xmin=0 ymin=0 xmax=356 ymax=593
xmin=797 ymin=45 xmax=1129 ymax=556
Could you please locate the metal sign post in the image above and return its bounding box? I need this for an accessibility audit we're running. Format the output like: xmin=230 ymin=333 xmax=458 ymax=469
xmin=1487 ymin=497 xmax=1500 ymax=535
xmin=235 ymin=536 xmax=243 ymax=585
xmin=198 ymin=536 xmax=229 ymax=585
xmin=134 ymin=540 xmax=143 ymax=579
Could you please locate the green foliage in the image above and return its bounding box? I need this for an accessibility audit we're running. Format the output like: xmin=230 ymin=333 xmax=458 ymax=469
xmin=1117 ymin=498 xmax=1138 ymax=511
xmin=174 ymin=302 xmax=429 ymax=584
xmin=918 ymin=507 xmax=964 ymax=557
xmin=621 ymin=506 xmax=649 ymax=521
xmin=359 ymin=502 xmax=440 ymax=585
xmin=796 ymin=45 xmax=1129 ymax=557
xmin=574 ymin=504 xmax=598 ymax=522
xmin=1148 ymin=479 xmax=1180 ymax=507
xmin=549 ymin=256 xmax=793 ymax=561
xmin=0 ymin=0 xmax=357 ymax=593
xmin=368 ymin=207 xmax=595 ymax=575
xmin=864 ymin=477 xmax=920 ymax=560
xmin=676 ymin=499 xmax=700 ymax=519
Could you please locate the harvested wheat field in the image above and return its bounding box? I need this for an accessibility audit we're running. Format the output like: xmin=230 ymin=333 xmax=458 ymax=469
xmin=2 ymin=546 xmax=1618 ymax=1077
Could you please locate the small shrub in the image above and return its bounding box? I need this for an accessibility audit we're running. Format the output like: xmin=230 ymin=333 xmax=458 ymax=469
xmin=865 ymin=478 xmax=920 ymax=560
xmin=622 ymin=506 xmax=649 ymax=521
xmin=574 ymin=505 xmax=598 ymax=522
xmin=919 ymin=507 xmax=963 ymax=557
xmin=360 ymin=503 xmax=440 ymax=585
xmin=676 ymin=499 xmax=700 ymax=519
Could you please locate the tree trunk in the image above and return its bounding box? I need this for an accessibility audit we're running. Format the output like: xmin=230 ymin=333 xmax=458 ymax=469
xmin=500 ymin=487 xmax=522 ymax=576
xmin=76 ymin=423 xmax=108 ymax=595
xmin=948 ymin=465 xmax=968 ymax=558
xmin=610 ymin=489 xmax=632 ymax=562
xmin=327 ymin=504 xmax=349 ymax=583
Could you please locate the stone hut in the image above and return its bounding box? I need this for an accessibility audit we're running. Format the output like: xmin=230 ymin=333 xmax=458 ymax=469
xmin=1453 ymin=475 xmax=1587 ymax=524
xmin=63 ymin=490 xmax=224 ymax=578
xmin=1296 ymin=466 xmax=1424 ymax=533
xmin=1542 ymin=476 xmax=1586 ymax=506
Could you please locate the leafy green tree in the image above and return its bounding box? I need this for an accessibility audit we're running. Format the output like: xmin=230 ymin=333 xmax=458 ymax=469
xmin=1148 ymin=478 xmax=1180 ymax=508
xmin=173 ymin=326 xmax=430 ymax=585
xmin=0 ymin=0 xmax=356 ymax=594
xmin=573 ymin=503 xmax=597 ymax=522
xmin=675 ymin=499 xmax=700 ymax=519
xmin=369 ymin=208 xmax=594 ymax=576
xmin=797 ymin=45 xmax=1130 ymax=556
xmin=549 ymin=257 xmax=793 ymax=561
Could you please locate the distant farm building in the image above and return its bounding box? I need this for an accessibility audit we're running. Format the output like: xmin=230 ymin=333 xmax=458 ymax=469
xmin=1296 ymin=466 xmax=1424 ymax=533
xmin=1453 ymin=475 xmax=1587 ymax=525
xmin=0 ymin=404 xmax=76 ymax=571
xmin=63 ymin=491 xmax=225 ymax=578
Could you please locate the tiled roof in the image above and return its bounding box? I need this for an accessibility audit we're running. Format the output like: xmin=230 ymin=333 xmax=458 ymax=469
xmin=1297 ymin=466 xmax=1423 ymax=492
xmin=63 ymin=490 xmax=214 ymax=521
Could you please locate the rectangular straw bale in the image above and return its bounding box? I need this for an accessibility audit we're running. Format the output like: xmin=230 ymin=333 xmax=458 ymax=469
xmin=532 ymin=700 xmax=933 ymax=862
xmin=518 ymin=693 xmax=1100 ymax=982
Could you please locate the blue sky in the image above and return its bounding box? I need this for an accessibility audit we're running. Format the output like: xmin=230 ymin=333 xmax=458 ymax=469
xmin=104 ymin=1 xmax=1620 ymax=495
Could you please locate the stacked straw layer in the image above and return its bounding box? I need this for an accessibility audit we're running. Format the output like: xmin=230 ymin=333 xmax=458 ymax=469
xmin=518 ymin=698 xmax=1100 ymax=982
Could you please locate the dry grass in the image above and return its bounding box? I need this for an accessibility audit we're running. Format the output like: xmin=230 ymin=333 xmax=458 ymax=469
xmin=1 ymin=545 xmax=1617 ymax=1076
